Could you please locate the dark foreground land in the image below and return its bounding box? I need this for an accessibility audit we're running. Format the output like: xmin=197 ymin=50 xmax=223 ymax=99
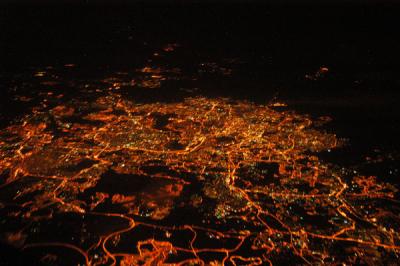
xmin=0 ymin=3 xmax=400 ymax=265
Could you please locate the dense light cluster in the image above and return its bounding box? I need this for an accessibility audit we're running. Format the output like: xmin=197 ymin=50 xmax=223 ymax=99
xmin=1 ymin=91 xmax=399 ymax=265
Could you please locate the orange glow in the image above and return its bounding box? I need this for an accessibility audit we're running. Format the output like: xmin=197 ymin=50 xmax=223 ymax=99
xmin=0 ymin=91 xmax=399 ymax=265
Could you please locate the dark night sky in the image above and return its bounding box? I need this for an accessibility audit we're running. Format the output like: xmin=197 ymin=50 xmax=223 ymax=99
xmin=1 ymin=0 xmax=399 ymax=4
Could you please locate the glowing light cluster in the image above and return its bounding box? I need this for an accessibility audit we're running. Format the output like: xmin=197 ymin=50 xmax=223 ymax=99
xmin=1 ymin=91 xmax=399 ymax=265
